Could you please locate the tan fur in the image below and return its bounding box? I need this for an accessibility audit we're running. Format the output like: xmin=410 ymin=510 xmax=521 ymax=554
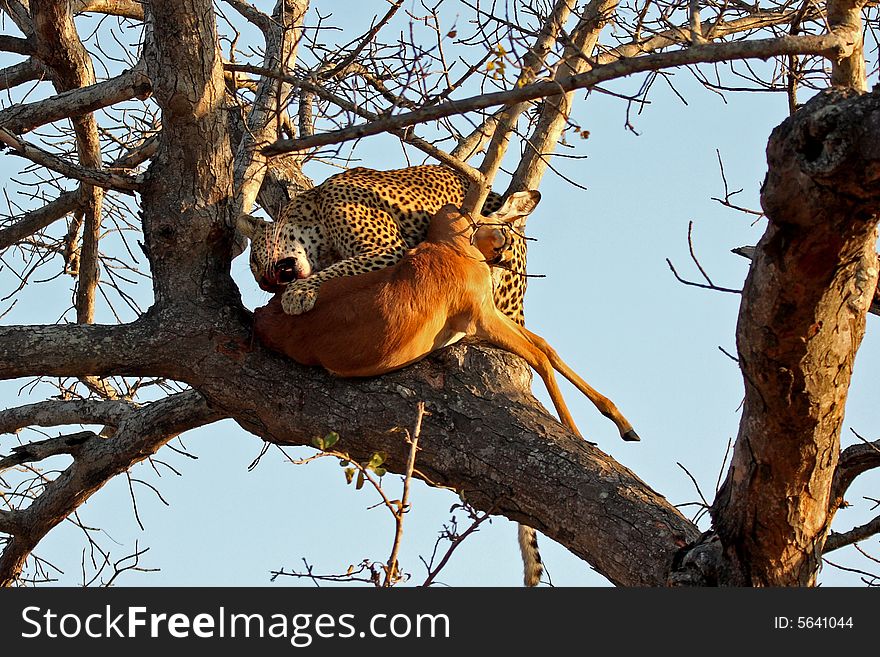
xmin=254 ymin=198 xmax=640 ymax=441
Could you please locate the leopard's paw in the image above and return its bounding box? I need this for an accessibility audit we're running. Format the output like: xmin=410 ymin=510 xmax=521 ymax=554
xmin=281 ymin=284 xmax=318 ymax=315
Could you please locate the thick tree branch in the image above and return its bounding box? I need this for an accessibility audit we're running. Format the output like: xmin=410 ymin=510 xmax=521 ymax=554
xmin=828 ymin=0 xmax=867 ymax=90
xmin=507 ymin=0 xmax=618 ymax=196
xmin=0 ymin=430 xmax=96 ymax=472
xmin=0 ymin=399 xmax=135 ymax=434
xmin=222 ymin=0 xmax=270 ymax=31
xmin=0 ymin=0 xmax=33 ymax=37
xmin=232 ymin=0 xmax=306 ymax=218
xmin=31 ymin=0 xmax=108 ymax=324
xmin=73 ymin=0 xmax=144 ymax=19
xmin=0 ymin=58 xmax=47 ymax=90
xmin=0 ymin=320 xmax=161 ymax=380
xmin=0 ymin=66 xmax=151 ymax=135
xmin=463 ymin=0 xmax=573 ymax=213
xmin=192 ymin=333 xmax=700 ymax=587
xmin=0 ymin=188 xmax=82 ymax=250
xmin=0 ymin=34 xmax=33 ymax=55
xmin=597 ymin=9 xmax=822 ymax=63
xmin=264 ymin=34 xmax=850 ymax=156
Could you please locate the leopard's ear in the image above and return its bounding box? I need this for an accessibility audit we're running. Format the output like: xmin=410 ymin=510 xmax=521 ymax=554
xmin=487 ymin=190 xmax=540 ymax=226
xmin=235 ymin=213 xmax=269 ymax=241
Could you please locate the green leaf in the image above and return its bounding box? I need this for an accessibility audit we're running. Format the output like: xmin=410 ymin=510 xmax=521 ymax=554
xmin=339 ymin=459 xmax=350 ymax=467
xmin=323 ymin=432 xmax=340 ymax=449
xmin=373 ymin=466 xmax=387 ymax=477
xmin=344 ymin=467 xmax=355 ymax=485
xmin=367 ymin=452 xmax=386 ymax=470
xmin=356 ymin=470 xmax=365 ymax=490
xmin=311 ymin=435 xmax=324 ymax=450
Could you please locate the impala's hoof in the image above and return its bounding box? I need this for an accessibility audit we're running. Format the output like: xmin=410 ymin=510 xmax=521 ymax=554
xmin=622 ymin=429 xmax=641 ymax=442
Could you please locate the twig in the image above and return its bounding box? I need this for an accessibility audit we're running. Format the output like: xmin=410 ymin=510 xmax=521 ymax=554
xmin=384 ymin=401 xmax=426 ymax=587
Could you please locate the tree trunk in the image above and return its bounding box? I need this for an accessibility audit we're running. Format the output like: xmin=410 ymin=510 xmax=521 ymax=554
xmin=708 ymin=88 xmax=880 ymax=586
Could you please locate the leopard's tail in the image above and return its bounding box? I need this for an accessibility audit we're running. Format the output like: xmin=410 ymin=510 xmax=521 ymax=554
xmin=518 ymin=524 xmax=543 ymax=587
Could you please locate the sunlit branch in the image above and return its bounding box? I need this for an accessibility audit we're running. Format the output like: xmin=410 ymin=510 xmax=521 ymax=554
xmin=264 ymin=33 xmax=850 ymax=156
xmin=0 ymin=399 xmax=135 ymax=435
xmin=0 ymin=66 xmax=151 ymax=135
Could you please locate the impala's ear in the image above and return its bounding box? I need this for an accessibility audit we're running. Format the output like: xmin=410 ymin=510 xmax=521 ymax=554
xmin=487 ymin=190 xmax=541 ymax=225
xmin=235 ymin=213 xmax=268 ymax=241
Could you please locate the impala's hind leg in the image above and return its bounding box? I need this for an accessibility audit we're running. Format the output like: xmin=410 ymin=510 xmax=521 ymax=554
xmin=517 ymin=324 xmax=640 ymax=442
xmin=479 ymin=309 xmax=640 ymax=442
xmin=476 ymin=311 xmax=582 ymax=437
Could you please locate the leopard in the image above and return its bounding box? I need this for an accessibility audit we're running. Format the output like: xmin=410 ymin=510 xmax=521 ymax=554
xmin=236 ymin=164 xmax=544 ymax=586
xmin=236 ymin=165 xmax=529 ymax=326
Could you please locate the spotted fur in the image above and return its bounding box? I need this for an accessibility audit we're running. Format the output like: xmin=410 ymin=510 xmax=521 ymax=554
xmin=244 ymin=165 xmax=529 ymax=325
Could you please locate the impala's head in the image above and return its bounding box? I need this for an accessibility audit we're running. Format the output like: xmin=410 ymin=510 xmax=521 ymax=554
xmin=236 ymin=214 xmax=334 ymax=293
xmin=473 ymin=190 xmax=540 ymax=267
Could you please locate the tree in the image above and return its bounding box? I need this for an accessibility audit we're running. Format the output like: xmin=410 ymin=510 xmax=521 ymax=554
xmin=0 ymin=0 xmax=878 ymax=587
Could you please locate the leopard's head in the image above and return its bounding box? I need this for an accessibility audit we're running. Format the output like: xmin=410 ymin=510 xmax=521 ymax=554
xmin=236 ymin=214 xmax=334 ymax=293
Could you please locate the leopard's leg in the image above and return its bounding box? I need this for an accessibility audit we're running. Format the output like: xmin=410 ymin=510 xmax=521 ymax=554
xmin=281 ymin=245 xmax=408 ymax=314
xmin=280 ymin=192 xmax=410 ymax=314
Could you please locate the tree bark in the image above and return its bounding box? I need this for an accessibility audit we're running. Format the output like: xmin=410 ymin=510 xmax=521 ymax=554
xmin=708 ymin=88 xmax=880 ymax=586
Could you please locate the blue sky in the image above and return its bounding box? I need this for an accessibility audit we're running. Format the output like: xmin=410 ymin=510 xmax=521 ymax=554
xmin=0 ymin=1 xmax=878 ymax=587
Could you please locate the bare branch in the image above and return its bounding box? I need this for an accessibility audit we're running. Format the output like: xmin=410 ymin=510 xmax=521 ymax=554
xmin=0 ymin=399 xmax=134 ymax=435
xmin=0 ymin=390 xmax=222 ymax=586
xmin=264 ymin=33 xmax=850 ymax=156
xmin=0 ymin=0 xmax=34 ymax=37
xmin=825 ymin=515 xmax=880 ymax=552
xmin=0 ymin=430 xmax=96 ymax=472
xmin=0 ymin=66 xmax=151 ymax=135
xmin=828 ymin=0 xmax=867 ymax=90
xmin=319 ymin=0 xmax=404 ymax=81
xmin=222 ymin=0 xmax=270 ymax=32
xmin=0 ymin=188 xmax=82 ymax=250
xmin=232 ymin=0 xmax=307 ymax=218
xmin=225 ymin=63 xmax=481 ymax=179
xmin=31 ymin=0 xmax=108 ymax=325
xmin=0 ymin=34 xmax=33 ymax=55
xmin=0 ymin=321 xmax=159 ymax=380
xmin=464 ymin=0 xmax=575 ymax=213
xmin=450 ymin=110 xmax=500 ymax=162
xmin=0 ymin=58 xmax=47 ymax=91
xmin=73 ymin=0 xmax=144 ymax=19
xmin=598 ymin=10 xmax=821 ymax=63
xmin=0 ymin=128 xmax=141 ymax=191
xmin=508 ymin=0 xmax=619 ymax=195
xmin=830 ymin=432 xmax=880 ymax=511
xmin=384 ymin=401 xmax=425 ymax=587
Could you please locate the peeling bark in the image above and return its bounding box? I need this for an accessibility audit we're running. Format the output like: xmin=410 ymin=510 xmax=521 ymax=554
xmin=709 ymin=88 xmax=880 ymax=586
